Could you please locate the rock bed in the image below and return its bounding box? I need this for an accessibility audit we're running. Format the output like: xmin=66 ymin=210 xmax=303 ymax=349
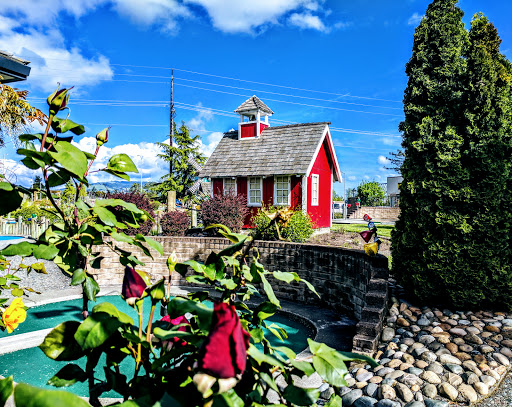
xmin=337 ymin=279 xmax=512 ymax=407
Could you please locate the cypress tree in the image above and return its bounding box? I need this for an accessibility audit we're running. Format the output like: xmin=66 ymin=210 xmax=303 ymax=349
xmin=392 ymin=0 xmax=471 ymax=306
xmin=461 ymin=14 xmax=512 ymax=307
xmin=393 ymin=0 xmax=512 ymax=308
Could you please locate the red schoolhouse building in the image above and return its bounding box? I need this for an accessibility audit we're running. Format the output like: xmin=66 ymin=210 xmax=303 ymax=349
xmin=200 ymin=96 xmax=341 ymax=229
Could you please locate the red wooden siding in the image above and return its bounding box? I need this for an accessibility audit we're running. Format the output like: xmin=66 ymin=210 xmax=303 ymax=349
xmin=307 ymin=140 xmax=332 ymax=228
xmin=212 ymin=178 xmax=223 ymax=196
xmin=290 ymin=177 xmax=302 ymax=210
xmin=263 ymin=177 xmax=273 ymax=207
xmin=260 ymin=123 xmax=269 ymax=133
xmin=237 ymin=177 xmax=247 ymax=197
xmin=240 ymin=123 xmax=257 ymax=138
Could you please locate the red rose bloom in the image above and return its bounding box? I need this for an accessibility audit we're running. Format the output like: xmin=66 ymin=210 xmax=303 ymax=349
xmin=161 ymin=314 xmax=189 ymax=349
xmin=122 ymin=266 xmax=147 ymax=299
xmin=198 ymin=302 xmax=250 ymax=379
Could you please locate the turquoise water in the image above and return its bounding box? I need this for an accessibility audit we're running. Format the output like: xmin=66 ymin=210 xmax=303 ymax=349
xmin=0 ymin=236 xmax=22 ymax=241
xmin=0 ymin=296 xmax=311 ymax=397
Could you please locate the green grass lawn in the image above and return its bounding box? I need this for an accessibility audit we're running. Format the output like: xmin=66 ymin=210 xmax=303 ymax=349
xmin=331 ymin=223 xmax=394 ymax=238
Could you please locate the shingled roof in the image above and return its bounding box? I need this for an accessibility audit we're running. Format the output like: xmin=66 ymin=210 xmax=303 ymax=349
xmin=234 ymin=96 xmax=274 ymax=115
xmin=200 ymin=122 xmax=332 ymax=178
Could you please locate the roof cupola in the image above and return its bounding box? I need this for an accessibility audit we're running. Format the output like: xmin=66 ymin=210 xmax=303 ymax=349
xmin=234 ymin=96 xmax=273 ymax=139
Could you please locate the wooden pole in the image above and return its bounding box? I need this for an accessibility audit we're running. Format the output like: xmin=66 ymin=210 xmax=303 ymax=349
xmin=170 ymin=70 xmax=174 ymax=176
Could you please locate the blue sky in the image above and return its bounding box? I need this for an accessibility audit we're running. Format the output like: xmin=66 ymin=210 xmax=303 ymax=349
xmin=1 ymin=0 xmax=511 ymax=197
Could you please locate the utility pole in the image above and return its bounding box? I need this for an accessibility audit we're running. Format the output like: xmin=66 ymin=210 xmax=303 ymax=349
xmin=170 ymin=70 xmax=175 ymax=176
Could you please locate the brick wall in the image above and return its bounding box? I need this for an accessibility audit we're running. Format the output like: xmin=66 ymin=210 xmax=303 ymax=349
xmin=94 ymin=237 xmax=388 ymax=353
xmin=350 ymin=206 xmax=400 ymax=220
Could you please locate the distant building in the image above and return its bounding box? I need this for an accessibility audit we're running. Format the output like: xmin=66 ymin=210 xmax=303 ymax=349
xmin=200 ymin=96 xmax=341 ymax=229
xmin=387 ymin=176 xmax=403 ymax=207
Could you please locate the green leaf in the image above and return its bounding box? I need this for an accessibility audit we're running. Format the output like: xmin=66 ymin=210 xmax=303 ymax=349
xmin=147 ymin=278 xmax=166 ymax=303
xmin=308 ymin=339 xmax=349 ymax=387
xmin=47 ymin=364 xmax=87 ymax=387
xmin=290 ymin=359 xmax=315 ymax=376
xmin=261 ymin=273 xmax=280 ymax=307
xmin=83 ymin=276 xmax=100 ymax=301
xmin=92 ymin=205 xmax=117 ymax=226
xmin=138 ymin=235 xmax=164 ymax=256
xmin=273 ymin=346 xmax=296 ymax=360
xmin=71 ymin=269 xmax=86 ymax=286
xmin=75 ymin=313 xmax=124 ymax=350
xmin=282 ymin=385 xmax=320 ymax=406
xmin=48 ymin=141 xmax=88 ymax=178
xmin=0 ymin=183 xmax=24 ymax=217
xmin=0 ymin=241 xmax=34 ymax=257
xmin=10 ymin=288 xmax=23 ymax=297
xmin=212 ymin=389 xmax=244 ymax=407
xmin=336 ymin=351 xmax=379 ymax=368
xmin=107 ymin=154 xmax=138 ymax=173
xmin=247 ymin=345 xmax=284 ymax=369
xmin=272 ymin=271 xmax=297 ymax=284
xmin=32 ymin=244 xmax=59 ymax=260
xmin=111 ymin=231 xmax=134 ymax=243
xmin=326 ymin=394 xmax=342 ymax=407
xmin=101 ymin=168 xmax=130 ymax=181
xmin=39 ymin=321 xmax=84 ymax=361
xmin=51 ymin=117 xmax=85 ymax=135
xmin=14 ymin=383 xmax=90 ymax=407
xmin=166 ymin=297 xmax=212 ymax=332
xmin=19 ymin=133 xmax=41 ymax=142
xmin=47 ymin=170 xmax=71 ymax=187
xmin=95 ymin=198 xmax=143 ymax=213
xmin=254 ymin=302 xmax=278 ymax=323
xmin=175 ymin=260 xmax=206 ymax=278
xmin=0 ymin=376 xmax=13 ymax=407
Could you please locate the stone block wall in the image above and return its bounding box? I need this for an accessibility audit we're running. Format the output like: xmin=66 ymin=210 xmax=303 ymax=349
xmin=93 ymin=237 xmax=388 ymax=353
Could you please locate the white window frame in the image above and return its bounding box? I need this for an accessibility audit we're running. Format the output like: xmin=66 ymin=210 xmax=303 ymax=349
xmin=248 ymin=177 xmax=262 ymax=207
xmin=311 ymin=174 xmax=319 ymax=206
xmin=223 ymin=178 xmax=237 ymax=195
xmin=274 ymin=175 xmax=290 ymax=206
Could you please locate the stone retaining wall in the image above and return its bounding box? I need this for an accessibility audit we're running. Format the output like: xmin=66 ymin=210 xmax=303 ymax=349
xmin=350 ymin=206 xmax=400 ymax=220
xmin=94 ymin=237 xmax=388 ymax=353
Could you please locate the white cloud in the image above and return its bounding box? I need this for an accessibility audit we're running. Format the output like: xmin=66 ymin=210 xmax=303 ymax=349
xmin=198 ymin=131 xmax=223 ymax=157
xmin=0 ymin=8 xmax=113 ymax=93
xmin=363 ymin=175 xmax=370 ymax=180
xmin=113 ymin=0 xmax=191 ymax=32
xmin=288 ymin=12 xmax=327 ymax=32
xmin=377 ymin=155 xmax=390 ymax=165
xmin=184 ymin=0 xmax=325 ymax=34
xmin=1 ymin=159 xmax=37 ymax=187
xmin=348 ymin=175 xmax=356 ymax=181
xmin=72 ymin=137 xmax=167 ymax=183
xmin=407 ymin=12 xmax=423 ymax=26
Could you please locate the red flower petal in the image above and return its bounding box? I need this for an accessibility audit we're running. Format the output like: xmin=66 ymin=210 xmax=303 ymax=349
xmin=122 ymin=266 xmax=147 ymax=299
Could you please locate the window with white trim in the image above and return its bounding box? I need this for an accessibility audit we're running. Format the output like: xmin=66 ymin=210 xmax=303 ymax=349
xmin=223 ymin=178 xmax=236 ymax=195
xmin=311 ymin=174 xmax=319 ymax=206
xmin=248 ymin=177 xmax=262 ymax=206
xmin=274 ymin=176 xmax=290 ymax=206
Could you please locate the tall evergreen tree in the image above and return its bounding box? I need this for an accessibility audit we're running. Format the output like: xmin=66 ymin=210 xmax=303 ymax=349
xmin=393 ymin=0 xmax=512 ymax=308
xmin=392 ymin=0 xmax=471 ymax=305
xmin=460 ymin=14 xmax=512 ymax=306
xmin=151 ymin=121 xmax=206 ymax=202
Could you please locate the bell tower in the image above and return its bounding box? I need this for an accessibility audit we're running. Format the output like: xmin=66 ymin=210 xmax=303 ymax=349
xmin=234 ymin=96 xmax=273 ymax=139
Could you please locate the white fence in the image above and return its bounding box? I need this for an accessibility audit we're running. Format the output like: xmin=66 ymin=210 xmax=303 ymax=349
xmin=1 ymin=217 xmax=51 ymax=238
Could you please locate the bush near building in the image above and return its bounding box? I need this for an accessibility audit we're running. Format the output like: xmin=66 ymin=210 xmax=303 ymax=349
xmin=252 ymin=207 xmax=314 ymax=243
xmin=201 ymin=193 xmax=249 ymax=233
xmin=160 ymin=211 xmax=190 ymax=236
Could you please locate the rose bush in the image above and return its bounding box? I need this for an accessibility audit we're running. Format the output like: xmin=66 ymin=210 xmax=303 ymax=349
xmin=0 ymin=89 xmax=377 ymax=407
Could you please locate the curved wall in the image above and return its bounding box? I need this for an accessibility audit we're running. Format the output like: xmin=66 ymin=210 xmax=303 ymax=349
xmin=94 ymin=237 xmax=388 ymax=353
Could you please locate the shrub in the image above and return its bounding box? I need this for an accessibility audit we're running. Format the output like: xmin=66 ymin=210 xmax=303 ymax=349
xmin=252 ymin=207 xmax=314 ymax=243
xmin=160 ymin=210 xmax=189 ymax=236
xmin=12 ymin=200 xmax=60 ymax=224
xmin=106 ymin=191 xmax=155 ymax=235
xmin=201 ymin=193 xmax=249 ymax=233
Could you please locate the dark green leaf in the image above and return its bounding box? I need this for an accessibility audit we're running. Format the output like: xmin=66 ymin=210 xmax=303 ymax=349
xmin=51 ymin=117 xmax=85 ymax=135
xmin=47 ymin=170 xmax=71 ymax=187
xmin=47 ymin=364 xmax=87 ymax=387
xmin=39 ymin=321 xmax=84 ymax=361
xmin=14 ymin=383 xmax=90 ymax=407
xmin=48 ymin=142 xmax=88 ymax=178
xmin=107 ymin=154 xmax=138 ymax=173
xmin=71 ymin=269 xmax=86 ymax=286
xmin=32 ymin=244 xmax=59 ymax=260
xmin=0 ymin=376 xmax=13 ymax=406
xmin=167 ymin=297 xmax=212 ymax=332
xmin=308 ymin=339 xmax=349 ymax=387
xmin=75 ymin=313 xmax=124 ymax=350
xmin=0 ymin=183 xmax=24 ymax=217
xmin=247 ymin=345 xmax=284 ymax=369
xmin=83 ymin=276 xmax=100 ymax=301
xmin=101 ymin=168 xmax=130 ymax=181
xmin=0 ymin=241 xmax=34 ymax=257
xmin=212 ymin=389 xmax=244 ymax=407
xmin=283 ymin=385 xmax=320 ymax=406
xmin=19 ymin=133 xmax=41 ymax=142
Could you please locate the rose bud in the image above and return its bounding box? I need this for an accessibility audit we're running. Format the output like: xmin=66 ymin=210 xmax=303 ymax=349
xmin=166 ymin=250 xmax=178 ymax=273
xmin=122 ymin=266 xmax=148 ymax=301
xmin=96 ymin=127 xmax=109 ymax=147
xmin=47 ymin=84 xmax=73 ymax=116
xmin=197 ymin=302 xmax=250 ymax=379
xmin=160 ymin=314 xmax=189 ymax=350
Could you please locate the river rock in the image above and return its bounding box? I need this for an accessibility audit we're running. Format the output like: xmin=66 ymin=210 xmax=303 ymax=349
xmin=357 ymin=372 xmax=374 ymax=383
xmin=378 ymin=384 xmax=396 ymax=400
xmin=480 ymin=375 xmax=497 ymax=387
xmin=420 ymin=371 xmax=441 ymax=384
xmin=424 ymin=399 xmax=449 ymax=407
xmin=439 ymin=354 xmax=462 ymax=365
xmin=422 ymin=384 xmax=437 ymax=398
xmin=449 ymin=328 xmax=467 ymax=336
xmin=342 ymin=389 xmax=363 ymax=406
xmin=493 ymin=352 xmax=510 ymax=366
xmin=457 ymin=384 xmax=478 ymax=403
xmin=474 ymin=382 xmax=489 ymax=395
xmin=462 ymin=372 xmax=479 ymax=385
xmin=353 ymin=396 xmax=378 ymax=407
xmin=382 ymin=327 xmax=395 ymax=342
xmin=439 ymin=382 xmax=458 ymax=401
xmin=464 ymin=333 xmax=483 ymax=345
xmin=446 ymin=373 xmax=462 ymax=387
xmin=376 ymin=400 xmax=401 ymax=407
xmin=404 ymin=402 xmax=425 ymax=407
xmin=426 ymin=362 xmax=443 ymax=375
xmin=445 ymin=343 xmax=458 ymax=354
xmin=365 ymin=383 xmax=379 ymax=398
xmin=445 ymin=364 xmax=463 ymax=374
xmin=395 ymin=383 xmax=414 ymax=403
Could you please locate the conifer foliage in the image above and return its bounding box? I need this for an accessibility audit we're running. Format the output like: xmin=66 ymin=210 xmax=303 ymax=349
xmin=392 ymin=0 xmax=512 ymax=308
